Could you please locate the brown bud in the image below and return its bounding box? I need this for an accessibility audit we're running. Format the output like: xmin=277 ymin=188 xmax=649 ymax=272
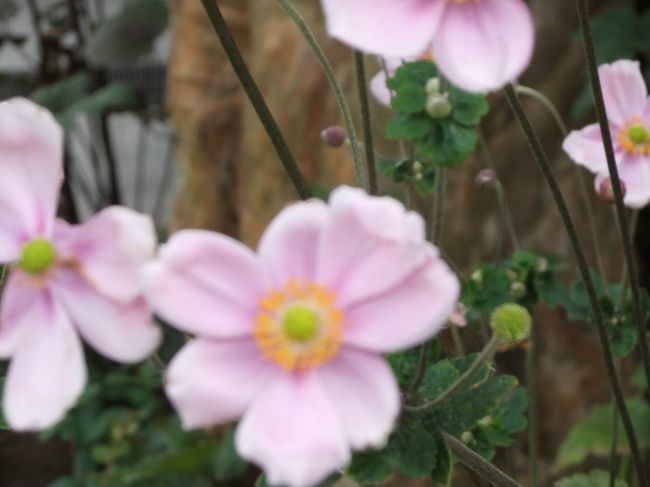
xmin=598 ymin=177 xmax=626 ymax=204
xmin=320 ymin=126 xmax=347 ymax=148
xmin=475 ymin=169 xmax=498 ymax=188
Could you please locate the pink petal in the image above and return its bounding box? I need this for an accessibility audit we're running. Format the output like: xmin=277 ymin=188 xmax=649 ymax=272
xmin=343 ymin=254 xmax=460 ymax=353
xmin=433 ymin=0 xmax=534 ymax=92
xmin=54 ymin=269 xmax=160 ymax=363
xmin=318 ymin=348 xmax=399 ymax=449
xmin=0 ymin=272 xmax=35 ymax=358
xmin=139 ymin=230 xmax=268 ymax=338
xmin=563 ymin=123 xmax=610 ymax=174
xmin=3 ymin=289 xmax=86 ymax=431
xmin=236 ymin=373 xmax=350 ymax=487
xmin=0 ymin=98 xmax=63 ymax=256
xmin=53 ymin=206 xmax=156 ymax=302
xmin=370 ymin=69 xmax=393 ymax=107
xmin=317 ymin=186 xmax=429 ymax=308
xmin=258 ymin=200 xmax=329 ymax=286
xmin=599 ymin=60 xmax=648 ymax=126
xmin=165 ymin=338 xmax=277 ymax=429
xmin=321 ymin=0 xmax=445 ymax=58
xmin=596 ymin=154 xmax=650 ymax=209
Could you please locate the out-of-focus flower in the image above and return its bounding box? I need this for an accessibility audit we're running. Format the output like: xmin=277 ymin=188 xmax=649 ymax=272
xmin=321 ymin=0 xmax=535 ymax=93
xmin=0 ymin=98 xmax=161 ymax=431
xmin=564 ymin=60 xmax=650 ymax=208
xmin=141 ymin=186 xmax=460 ymax=487
xmin=448 ymin=303 xmax=468 ymax=327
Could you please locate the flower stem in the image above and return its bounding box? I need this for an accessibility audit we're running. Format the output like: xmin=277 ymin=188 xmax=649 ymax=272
xmin=442 ymin=432 xmax=523 ymax=487
xmin=200 ymin=0 xmax=311 ymax=200
xmin=405 ymin=336 xmax=501 ymax=413
xmin=526 ymin=339 xmax=539 ymax=487
xmin=353 ymin=50 xmax=378 ymax=194
xmin=504 ymin=83 xmax=647 ymax=487
xmin=275 ymin=0 xmax=364 ymax=185
xmin=575 ymin=0 xmax=650 ymax=394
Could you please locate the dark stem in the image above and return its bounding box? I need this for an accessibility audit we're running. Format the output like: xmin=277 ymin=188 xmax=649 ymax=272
xmin=504 ymin=84 xmax=647 ymax=487
xmin=153 ymin=137 xmax=176 ymax=224
xmin=443 ymin=432 xmax=523 ymax=487
xmin=98 ymin=113 xmax=122 ymax=205
xmin=353 ymin=50 xmax=378 ymax=194
xmin=200 ymin=0 xmax=311 ymax=200
xmin=575 ymin=0 xmax=650 ymax=392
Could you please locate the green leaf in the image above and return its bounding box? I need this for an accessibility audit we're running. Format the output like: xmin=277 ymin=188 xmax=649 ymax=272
xmin=387 ymin=61 xmax=438 ymax=91
xmin=391 ymin=82 xmax=427 ymax=113
xmin=347 ymin=448 xmax=394 ymax=485
xmin=85 ymin=0 xmax=169 ymax=66
xmin=30 ymin=72 xmax=93 ymax=114
xmin=388 ymin=419 xmax=439 ymax=478
xmin=555 ymin=470 xmax=628 ymax=487
xmin=430 ymin=434 xmax=452 ymax=485
xmin=418 ymin=122 xmax=478 ymax=166
xmin=557 ymin=399 xmax=650 ymax=469
xmin=212 ymin=426 xmax=247 ymax=480
xmin=386 ymin=113 xmax=432 ymax=140
xmin=256 ymin=472 xmax=341 ymax=487
xmin=448 ymin=86 xmax=489 ymax=126
xmin=46 ymin=477 xmax=76 ymax=487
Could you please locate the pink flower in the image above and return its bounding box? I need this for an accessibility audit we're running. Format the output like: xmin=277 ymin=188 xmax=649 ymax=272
xmin=321 ymin=0 xmax=535 ymax=93
xmin=140 ymin=187 xmax=460 ymax=487
xmin=563 ymin=60 xmax=650 ymax=209
xmin=0 ymin=98 xmax=161 ymax=430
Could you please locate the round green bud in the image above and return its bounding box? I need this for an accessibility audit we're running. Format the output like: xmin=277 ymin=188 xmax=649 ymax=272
xmin=19 ymin=238 xmax=56 ymax=274
xmin=283 ymin=305 xmax=319 ymax=342
xmin=426 ymin=94 xmax=452 ymax=119
xmin=509 ymin=281 xmax=527 ymax=299
xmin=628 ymin=124 xmax=649 ymax=145
xmin=470 ymin=269 xmax=483 ymax=286
xmin=460 ymin=431 xmax=475 ymax=444
xmin=425 ymin=77 xmax=441 ymax=95
xmin=478 ymin=416 xmax=493 ymax=427
xmin=490 ymin=303 xmax=532 ymax=344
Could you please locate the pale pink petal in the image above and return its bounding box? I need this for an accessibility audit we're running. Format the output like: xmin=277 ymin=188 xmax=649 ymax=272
xmin=343 ymin=255 xmax=460 ymax=352
xmin=236 ymin=373 xmax=349 ymax=487
xmin=140 ymin=230 xmax=268 ymax=338
xmin=166 ymin=338 xmax=277 ymax=429
xmin=0 ymin=98 xmax=63 ymax=253
xmin=0 ymin=272 xmax=35 ymax=358
xmin=3 ymin=289 xmax=86 ymax=431
xmin=433 ymin=0 xmax=534 ymax=92
xmin=595 ymin=154 xmax=650 ymax=209
xmin=318 ymin=348 xmax=399 ymax=449
xmin=321 ymin=0 xmax=446 ymax=58
xmin=53 ymin=269 xmax=160 ymax=363
xmin=370 ymin=69 xmax=393 ymax=107
xmin=563 ymin=123 xmax=610 ymax=174
xmin=317 ymin=186 xmax=429 ymax=307
xmin=53 ymin=207 xmax=156 ymax=302
xmin=258 ymin=200 xmax=329 ymax=286
xmin=599 ymin=60 xmax=648 ymax=126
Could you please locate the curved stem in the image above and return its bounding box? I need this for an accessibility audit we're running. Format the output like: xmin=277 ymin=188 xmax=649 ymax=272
xmin=504 ymin=83 xmax=647 ymax=487
xmin=275 ymin=0 xmax=364 ymax=185
xmin=200 ymin=0 xmax=311 ymax=200
xmin=443 ymin=432 xmax=523 ymax=487
xmin=405 ymin=336 xmax=501 ymax=413
xmin=575 ymin=0 xmax=650 ymax=396
xmin=354 ymin=50 xmax=378 ymax=194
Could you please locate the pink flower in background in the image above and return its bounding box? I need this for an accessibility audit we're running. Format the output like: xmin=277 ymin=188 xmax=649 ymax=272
xmin=563 ymin=60 xmax=650 ymax=209
xmin=0 ymin=98 xmax=161 ymax=430
xmin=321 ymin=0 xmax=535 ymax=93
xmin=141 ymin=187 xmax=460 ymax=487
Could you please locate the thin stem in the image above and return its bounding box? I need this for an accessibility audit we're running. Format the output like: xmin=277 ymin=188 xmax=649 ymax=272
xmin=153 ymin=137 xmax=176 ymax=224
xmin=405 ymin=336 xmax=501 ymax=413
xmin=443 ymin=432 xmax=523 ymax=487
xmin=275 ymin=0 xmax=363 ymax=185
xmin=451 ymin=326 xmax=466 ymax=356
xmin=504 ymin=83 xmax=647 ymax=487
xmin=617 ymin=210 xmax=639 ymax=310
xmin=354 ymin=50 xmax=378 ymax=194
xmin=200 ymin=0 xmax=311 ymax=200
xmin=515 ymin=85 xmax=569 ymax=136
xmin=610 ymin=360 xmax=620 ymax=487
xmin=134 ymin=118 xmax=149 ymax=211
xmin=575 ymin=0 xmax=650 ymax=394
xmin=526 ymin=340 xmax=539 ymax=487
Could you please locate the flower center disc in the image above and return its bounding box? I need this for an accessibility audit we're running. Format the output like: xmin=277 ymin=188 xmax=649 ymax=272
xmin=628 ymin=125 xmax=649 ymax=145
xmin=619 ymin=118 xmax=650 ymax=156
xmin=254 ymin=280 xmax=344 ymax=371
xmin=19 ymin=238 xmax=56 ymax=274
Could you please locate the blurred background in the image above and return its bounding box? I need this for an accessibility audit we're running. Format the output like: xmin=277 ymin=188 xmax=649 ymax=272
xmin=0 ymin=0 xmax=649 ymax=485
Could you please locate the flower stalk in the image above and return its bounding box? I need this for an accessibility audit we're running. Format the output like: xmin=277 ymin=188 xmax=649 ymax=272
xmin=353 ymin=50 xmax=378 ymax=194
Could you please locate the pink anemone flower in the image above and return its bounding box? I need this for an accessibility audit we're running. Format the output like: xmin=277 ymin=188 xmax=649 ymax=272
xmin=140 ymin=186 xmax=460 ymax=487
xmin=0 ymin=98 xmax=161 ymax=430
xmin=320 ymin=0 xmax=535 ymax=93
xmin=563 ymin=60 xmax=650 ymax=209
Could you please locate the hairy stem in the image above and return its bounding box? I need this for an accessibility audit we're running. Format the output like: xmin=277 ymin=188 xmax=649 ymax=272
xmin=353 ymin=50 xmax=377 ymax=193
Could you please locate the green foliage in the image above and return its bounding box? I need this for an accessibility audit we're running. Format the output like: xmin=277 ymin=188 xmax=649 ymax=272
xmin=555 ymin=470 xmax=628 ymax=487
xmin=256 ymin=472 xmax=341 ymax=487
xmin=556 ymin=399 xmax=650 ymax=469
xmin=85 ymin=0 xmax=169 ymax=66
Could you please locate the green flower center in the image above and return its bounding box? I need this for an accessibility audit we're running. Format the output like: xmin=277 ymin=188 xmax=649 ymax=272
xmin=490 ymin=303 xmax=532 ymax=344
xmin=19 ymin=238 xmax=56 ymax=274
xmin=627 ymin=124 xmax=649 ymax=145
xmin=283 ymin=305 xmax=320 ymax=342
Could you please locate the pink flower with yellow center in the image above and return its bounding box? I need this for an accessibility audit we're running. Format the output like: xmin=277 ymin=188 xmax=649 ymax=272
xmin=563 ymin=60 xmax=650 ymax=208
xmin=0 ymin=98 xmax=161 ymax=430
xmin=320 ymin=0 xmax=535 ymax=93
xmin=140 ymin=187 xmax=460 ymax=487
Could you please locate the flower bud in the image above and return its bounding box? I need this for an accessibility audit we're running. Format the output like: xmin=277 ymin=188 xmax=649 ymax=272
xmin=509 ymin=281 xmax=527 ymax=299
xmin=425 ymin=77 xmax=442 ymax=95
xmin=475 ymin=169 xmax=498 ymax=188
xmin=320 ymin=126 xmax=347 ymax=148
xmin=598 ymin=177 xmax=626 ymax=204
xmin=449 ymin=303 xmax=468 ymax=327
xmin=470 ymin=269 xmax=483 ymax=286
xmin=461 ymin=431 xmax=475 ymax=444
xmin=490 ymin=303 xmax=532 ymax=344
xmin=426 ymin=93 xmax=452 ymax=119
xmin=478 ymin=416 xmax=493 ymax=427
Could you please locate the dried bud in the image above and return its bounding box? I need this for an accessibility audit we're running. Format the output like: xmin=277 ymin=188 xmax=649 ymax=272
xmin=490 ymin=303 xmax=532 ymax=345
xmin=449 ymin=303 xmax=468 ymax=327
xmin=320 ymin=126 xmax=347 ymax=148
xmin=426 ymin=93 xmax=452 ymax=119
xmin=475 ymin=169 xmax=498 ymax=188
xmin=598 ymin=177 xmax=626 ymax=204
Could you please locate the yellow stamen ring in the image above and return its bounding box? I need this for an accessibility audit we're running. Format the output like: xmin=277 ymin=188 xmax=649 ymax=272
xmin=618 ymin=117 xmax=650 ymax=157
